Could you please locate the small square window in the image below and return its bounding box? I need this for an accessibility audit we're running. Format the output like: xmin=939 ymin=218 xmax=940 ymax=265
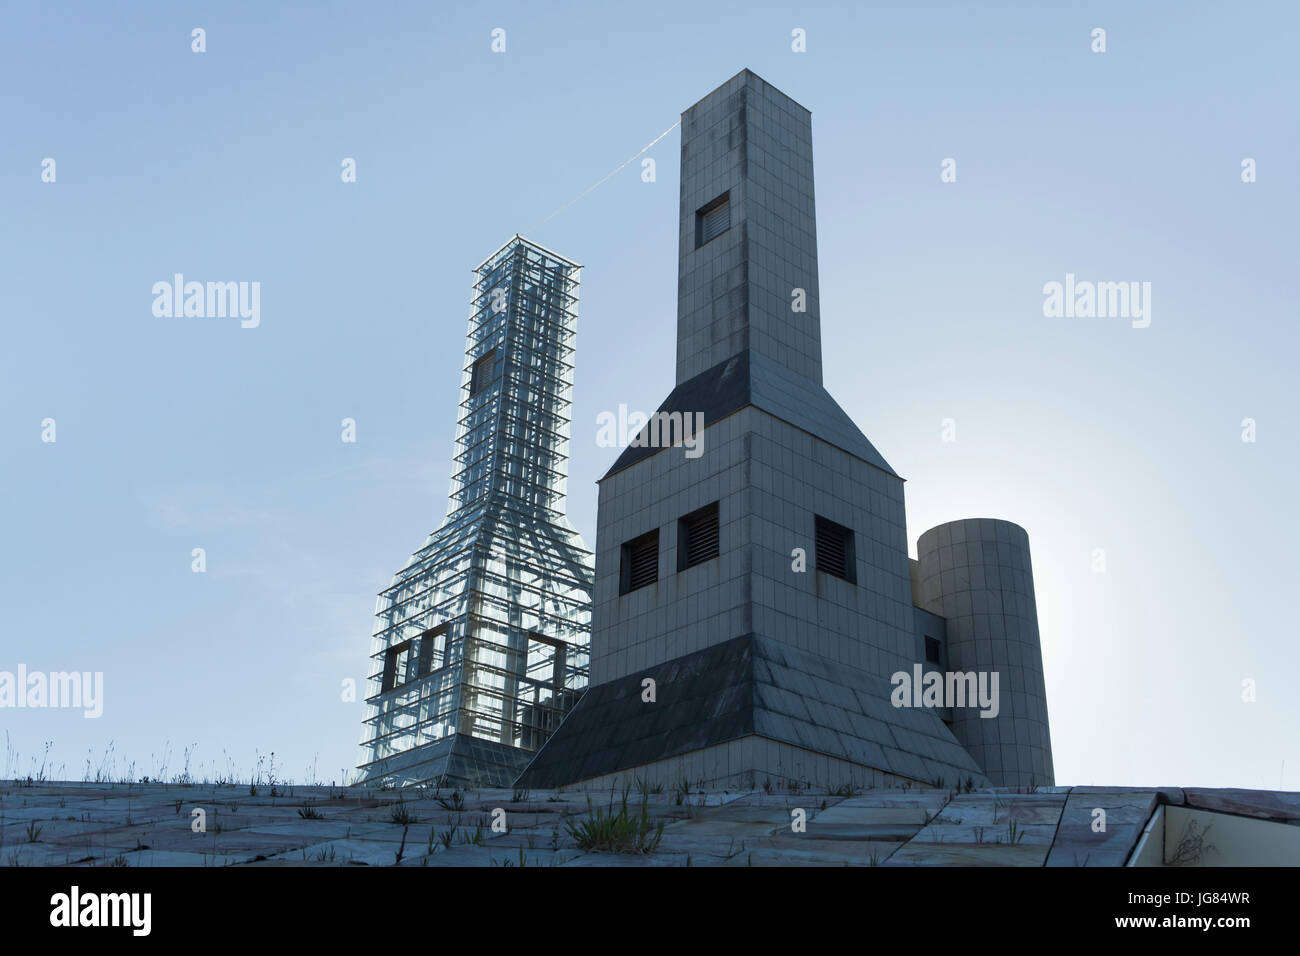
xmin=678 ymin=502 xmax=720 ymax=571
xmin=696 ymin=192 xmax=731 ymax=247
xmin=470 ymin=350 xmax=497 ymax=396
xmin=815 ymin=515 xmax=856 ymax=584
xmin=620 ymin=529 xmax=660 ymax=594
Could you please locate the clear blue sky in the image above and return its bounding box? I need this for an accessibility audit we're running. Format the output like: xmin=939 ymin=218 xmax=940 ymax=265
xmin=2 ymin=1 xmax=1296 ymax=789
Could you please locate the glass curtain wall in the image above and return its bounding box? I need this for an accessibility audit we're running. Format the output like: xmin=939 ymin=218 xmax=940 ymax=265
xmin=355 ymin=237 xmax=593 ymax=788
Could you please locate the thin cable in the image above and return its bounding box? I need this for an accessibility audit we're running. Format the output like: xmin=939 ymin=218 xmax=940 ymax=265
xmin=525 ymin=119 xmax=680 ymax=233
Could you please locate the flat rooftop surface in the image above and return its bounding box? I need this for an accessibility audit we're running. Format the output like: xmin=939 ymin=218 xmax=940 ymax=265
xmin=2 ymin=781 xmax=1296 ymax=867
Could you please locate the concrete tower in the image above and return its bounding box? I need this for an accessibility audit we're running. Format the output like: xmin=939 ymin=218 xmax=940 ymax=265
xmin=916 ymin=519 xmax=1054 ymax=788
xmin=519 ymin=71 xmax=1002 ymax=791
xmin=356 ymin=236 xmax=594 ymax=788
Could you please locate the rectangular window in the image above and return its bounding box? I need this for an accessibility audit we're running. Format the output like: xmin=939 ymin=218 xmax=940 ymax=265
xmin=620 ymin=529 xmax=660 ymax=594
xmin=381 ymin=639 xmax=413 ymax=693
xmin=678 ymin=501 xmax=720 ymax=571
xmin=521 ymin=632 xmax=572 ymax=751
xmin=925 ymin=636 xmax=943 ymax=666
xmin=470 ymin=350 xmax=497 ymax=396
xmin=696 ymin=192 xmax=731 ymax=247
xmin=526 ymin=631 xmax=567 ymax=690
xmin=417 ymin=624 xmax=448 ymax=676
xmin=815 ymin=515 xmax=856 ymax=583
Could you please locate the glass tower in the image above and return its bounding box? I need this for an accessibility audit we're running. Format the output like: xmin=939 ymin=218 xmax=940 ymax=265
xmin=356 ymin=236 xmax=593 ymax=788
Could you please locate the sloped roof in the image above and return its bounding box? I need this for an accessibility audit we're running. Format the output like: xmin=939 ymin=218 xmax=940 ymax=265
xmin=515 ymin=633 xmax=984 ymax=789
xmin=602 ymin=350 xmax=898 ymax=480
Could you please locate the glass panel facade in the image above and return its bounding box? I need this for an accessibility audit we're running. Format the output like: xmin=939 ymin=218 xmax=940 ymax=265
xmin=355 ymin=237 xmax=593 ymax=788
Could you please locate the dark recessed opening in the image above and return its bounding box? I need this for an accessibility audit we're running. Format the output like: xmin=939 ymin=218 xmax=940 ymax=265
xmin=925 ymin=635 xmax=943 ymax=666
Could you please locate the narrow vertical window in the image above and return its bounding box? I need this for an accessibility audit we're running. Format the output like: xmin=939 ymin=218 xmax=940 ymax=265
xmin=417 ymin=624 xmax=448 ymax=676
xmin=381 ymin=640 xmax=413 ymax=692
xmin=470 ymin=350 xmax=497 ymax=395
xmin=925 ymin=636 xmax=943 ymax=666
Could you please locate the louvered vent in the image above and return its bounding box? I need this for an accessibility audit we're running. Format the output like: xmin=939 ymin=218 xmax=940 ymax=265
xmin=815 ymin=515 xmax=856 ymax=583
xmin=697 ymin=193 xmax=731 ymax=247
xmin=678 ymin=502 xmax=720 ymax=570
xmin=620 ymin=529 xmax=659 ymax=594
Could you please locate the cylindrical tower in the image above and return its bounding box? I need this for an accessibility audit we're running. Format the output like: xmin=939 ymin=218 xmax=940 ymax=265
xmin=916 ymin=519 xmax=1053 ymax=788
